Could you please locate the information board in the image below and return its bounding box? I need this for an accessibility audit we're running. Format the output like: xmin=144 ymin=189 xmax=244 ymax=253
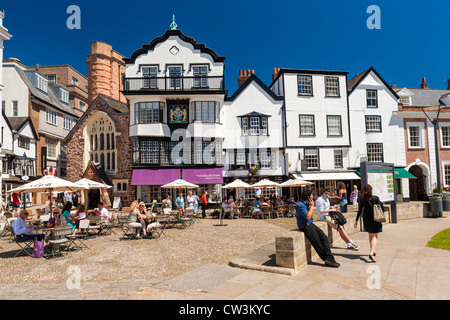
xmin=367 ymin=172 xmax=395 ymax=202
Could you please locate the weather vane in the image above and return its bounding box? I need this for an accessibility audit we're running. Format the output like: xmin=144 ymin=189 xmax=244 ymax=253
xmin=170 ymin=14 xmax=177 ymax=30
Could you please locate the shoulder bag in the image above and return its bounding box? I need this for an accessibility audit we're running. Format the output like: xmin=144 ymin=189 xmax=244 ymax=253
xmin=368 ymin=198 xmax=386 ymax=223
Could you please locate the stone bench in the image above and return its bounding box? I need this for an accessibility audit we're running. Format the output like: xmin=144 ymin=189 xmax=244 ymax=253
xmin=275 ymin=211 xmax=359 ymax=273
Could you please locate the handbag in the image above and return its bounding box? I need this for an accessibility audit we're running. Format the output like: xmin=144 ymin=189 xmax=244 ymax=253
xmin=368 ymin=199 xmax=386 ymax=223
xmin=31 ymin=240 xmax=44 ymax=258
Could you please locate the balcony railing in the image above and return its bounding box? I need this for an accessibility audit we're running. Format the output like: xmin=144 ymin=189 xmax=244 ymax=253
xmin=123 ymin=76 xmax=224 ymax=92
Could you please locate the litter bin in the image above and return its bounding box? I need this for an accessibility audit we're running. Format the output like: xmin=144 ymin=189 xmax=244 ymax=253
xmin=429 ymin=195 xmax=443 ymax=217
xmin=443 ymin=194 xmax=450 ymax=212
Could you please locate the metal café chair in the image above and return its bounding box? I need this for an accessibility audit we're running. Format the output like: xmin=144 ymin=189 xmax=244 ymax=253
xmin=47 ymin=226 xmax=74 ymax=258
xmin=262 ymin=206 xmax=271 ymax=219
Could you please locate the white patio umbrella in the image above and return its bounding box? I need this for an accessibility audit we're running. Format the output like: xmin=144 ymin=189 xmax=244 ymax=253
xmin=73 ymin=178 xmax=112 ymax=209
xmin=250 ymin=179 xmax=281 ymax=188
xmin=283 ymin=178 xmax=313 ymax=187
xmin=222 ymin=179 xmax=251 ymax=200
xmin=10 ymin=175 xmax=87 ymax=215
xmin=161 ymin=179 xmax=199 ymax=210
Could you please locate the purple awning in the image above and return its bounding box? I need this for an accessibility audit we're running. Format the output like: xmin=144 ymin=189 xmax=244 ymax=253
xmin=182 ymin=167 xmax=223 ymax=185
xmin=131 ymin=169 xmax=181 ymax=186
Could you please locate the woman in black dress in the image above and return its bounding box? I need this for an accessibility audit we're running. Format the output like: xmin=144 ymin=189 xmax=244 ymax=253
xmin=354 ymin=184 xmax=384 ymax=262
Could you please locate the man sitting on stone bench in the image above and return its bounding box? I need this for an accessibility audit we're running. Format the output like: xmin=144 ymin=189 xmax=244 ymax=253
xmin=295 ymin=189 xmax=340 ymax=268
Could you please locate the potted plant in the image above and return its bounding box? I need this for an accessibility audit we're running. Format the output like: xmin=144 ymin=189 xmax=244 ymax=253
xmin=248 ymin=166 xmax=259 ymax=176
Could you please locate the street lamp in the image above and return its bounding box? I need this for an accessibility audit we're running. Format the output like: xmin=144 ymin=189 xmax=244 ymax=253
xmin=422 ymin=105 xmax=448 ymax=218
xmin=20 ymin=152 xmax=30 ymax=209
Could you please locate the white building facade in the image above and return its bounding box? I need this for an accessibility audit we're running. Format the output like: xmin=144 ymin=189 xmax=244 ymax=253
xmin=123 ymin=29 xmax=226 ymax=204
xmin=347 ymin=67 xmax=410 ymax=201
xmin=222 ymin=73 xmax=285 ymax=198
xmin=271 ymin=68 xmax=359 ymax=193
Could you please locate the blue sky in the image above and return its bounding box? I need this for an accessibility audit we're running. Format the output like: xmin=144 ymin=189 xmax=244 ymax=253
xmin=2 ymin=0 xmax=449 ymax=94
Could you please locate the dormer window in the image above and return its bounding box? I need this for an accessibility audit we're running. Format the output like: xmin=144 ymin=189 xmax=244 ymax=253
xmin=36 ymin=74 xmax=48 ymax=93
xmin=399 ymin=96 xmax=411 ymax=106
xmin=60 ymin=89 xmax=69 ymax=104
xmin=238 ymin=112 xmax=269 ymax=136
xmin=142 ymin=67 xmax=158 ymax=89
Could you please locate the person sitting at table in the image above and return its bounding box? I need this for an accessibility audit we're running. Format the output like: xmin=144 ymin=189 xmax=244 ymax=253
xmin=252 ymin=197 xmax=262 ymax=218
xmin=68 ymin=204 xmax=87 ymax=237
xmin=165 ymin=194 xmax=172 ymax=209
xmin=12 ymin=210 xmax=44 ymax=242
xmin=238 ymin=196 xmax=245 ymax=207
xmin=221 ymin=197 xmax=232 ymax=219
xmin=150 ymin=200 xmax=159 ymax=217
xmin=285 ymin=197 xmax=295 ymax=205
xmin=176 ymin=193 xmax=185 ymax=211
xmin=228 ymin=195 xmax=235 ymax=205
xmin=127 ymin=201 xmax=144 ymax=239
xmin=95 ymin=202 xmax=109 ymax=224
xmin=61 ymin=202 xmax=77 ymax=234
xmin=186 ymin=191 xmax=195 ymax=209
xmin=242 ymin=198 xmax=252 ymax=215
xmin=137 ymin=202 xmax=149 ymax=238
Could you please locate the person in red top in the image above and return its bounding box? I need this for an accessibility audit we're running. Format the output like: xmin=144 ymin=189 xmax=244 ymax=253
xmin=11 ymin=193 xmax=21 ymax=214
xmin=201 ymin=191 xmax=208 ymax=219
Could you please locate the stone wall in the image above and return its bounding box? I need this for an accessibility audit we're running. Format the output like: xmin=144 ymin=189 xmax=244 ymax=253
xmin=66 ymin=98 xmax=134 ymax=206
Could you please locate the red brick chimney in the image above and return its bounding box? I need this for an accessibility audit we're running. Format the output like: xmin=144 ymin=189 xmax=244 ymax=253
xmin=87 ymin=41 xmax=127 ymax=104
xmin=272 ymin=68 xmax=281 ymax=82
xmin=238 ymin=69 xmax=254 ymax=87
xmin=420 ymin=77 xmax=428 ymax=89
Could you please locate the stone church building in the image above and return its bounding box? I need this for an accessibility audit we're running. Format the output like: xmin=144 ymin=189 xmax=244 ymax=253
xmin=66 ymin=41 xmax=134 ymax=207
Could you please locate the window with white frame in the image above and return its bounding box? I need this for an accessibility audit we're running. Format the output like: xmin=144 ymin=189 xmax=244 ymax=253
xmin=407 ymin=122 xmax=425 ymax=148
xmin=327 ymin=115 xmax=342 ymax=136
xmin=260 ymin=151 xmax=272 ymax=169
xmin=444 ymin=163 xmax=450 ymax=187
xmin=46 ymin=137 xmax=57 ymax=159
xmin=250 ymin=117 xmax=260 ymax=136
xmin=367 ymin=143 xmax=383 ymax=162
xmin=60 ymin=89 xmax=69 ymax=104
xmin=142 ymin=67 xmax=158 ymax=89
xmin=46 ymin=109 xmax=57 ymax=125
xmin=36 ymin=74 xmax=48 ymax=92
xmin=46 ymin=74 xmax=56 ymax=84
xmin=325 ymin=77 xmax=339 ymax=97
xmin=72 ymin=77 xmax=78 ymax=86
xmin=409 ymin=126 xmax=421 ymax=147
xmin=235 ymin=152 xmax=246 ymax=170
xmin=298 ymin=75 xmax=313 ymax=95
xmin=399 ymin=96 xmax=411 ymax=106
xmin=12 ymin=101 xmax=18 ymax=117
xmin=365 ymin=115 xmax=382 ymax=132
xmin=135 ymin=102 xmax=164 ymax=124
xmin=299 ymin=115 xmax=315 ymax=136
xmin=366 ymin=90 xmax=378 ymax=108
xmin=305 ymin=149 xmax=319 ymax=169
xmin=18 ymin=136 xmax=30 ymax=149
xmin=241 ymin=118 xmax=249 ymax=136
xmin=193 ymin=66 xmax=208 ymax=88
xmin=79 ymin=101 xmax=86 ymax=111
xmin=193 ymin=101 xmax=220 ymax=123
xmin=63 ymin=116 xmax=74 ymax=130
xmin=168 ymin=66 xmax=182 ymax=89
xmin=441 ymin=124 xmax=450 ymax=147
xmin=334 ymin=149 xmax=343 ymax=168
xmin=60 ymin=142 xmax=67 ymax=160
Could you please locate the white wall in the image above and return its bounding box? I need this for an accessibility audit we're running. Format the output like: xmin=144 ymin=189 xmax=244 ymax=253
xmin=348 ymin=70 xmax=406 ymax=168
xmin=2 ymin=65 xmax=29 ymax=117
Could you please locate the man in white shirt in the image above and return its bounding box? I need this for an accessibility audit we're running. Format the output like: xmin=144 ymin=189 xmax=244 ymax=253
xmin=315 ymin=188 xmax=359 ymax=251
xmin=97 ymin=202 xmax=109 ymax=223
xmin=12 ymin=210 xmax=44 ymax=242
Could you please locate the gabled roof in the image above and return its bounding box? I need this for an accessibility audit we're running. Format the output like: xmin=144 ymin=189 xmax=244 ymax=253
xmin=65 ymin=93 xmax=128 ymax=140
xmin=347 ymin=66 xmax=400 ymax=99
xmin=237 ymin=111 xmax=272 ymax=118
xmin=225 ymin=74 xmax=284 ymax=102
xmin=7 ymin=116 xmax=39 ymax=140
xmin=12 ymin=66 xmax=78 ymax=117
xmin=395 ymin=87 xmax=450 ymax=107
xmin=123 ymin=29 xmax=226 ymax=64
xmin=270 ymin=68 xmax=349 ymax=88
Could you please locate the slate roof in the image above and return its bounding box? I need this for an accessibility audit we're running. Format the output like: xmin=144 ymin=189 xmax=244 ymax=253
xmin=395 ymin=87 xmax=450 ymax=107
xmin=14 ymin=66 xmax=78 ymax=117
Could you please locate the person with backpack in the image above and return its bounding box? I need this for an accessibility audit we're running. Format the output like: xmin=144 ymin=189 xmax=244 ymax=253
xmin=295 ymin=189 xmax=340 ymax=268
xmin=315 ymin=188 xmax=360 ymax=251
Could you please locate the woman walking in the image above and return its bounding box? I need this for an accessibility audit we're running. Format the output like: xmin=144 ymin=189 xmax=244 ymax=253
xmin=354 ymin=184 xmax=384 ymax=262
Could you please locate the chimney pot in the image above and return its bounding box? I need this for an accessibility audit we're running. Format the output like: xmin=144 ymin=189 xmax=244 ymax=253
xmin=421 ymin=77 xmax=428 ymax=89
xmin=251 ymin=70 xmax=254 ymax=74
